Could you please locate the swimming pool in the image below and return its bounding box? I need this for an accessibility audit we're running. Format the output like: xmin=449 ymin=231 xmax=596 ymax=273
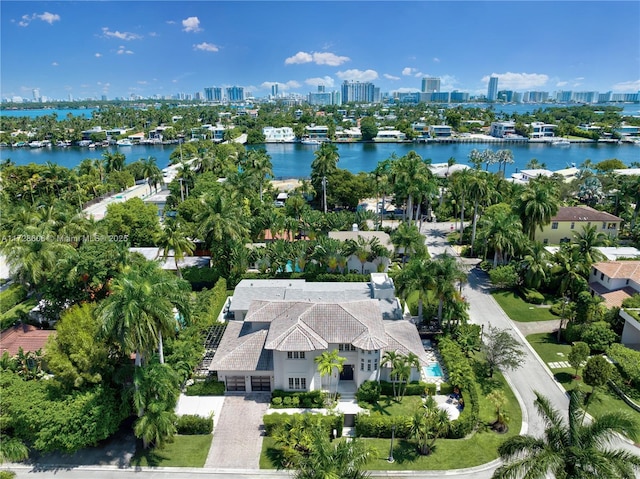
xmin=423 ymin=363 xmax=443 ymax=378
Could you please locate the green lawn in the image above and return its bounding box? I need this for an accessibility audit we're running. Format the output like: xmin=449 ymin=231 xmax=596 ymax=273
xmin=130 ymin=434 xmax=212 ymax=467
xmin=361 ymin=395 xmax=423 ymax=416
xmin=261 ymin=368 xmax=521 ymax=471
xmin=491 ymin=290 xmax=558 ymax=322
xmin=526 ymin=333 xmax=639 ymax=419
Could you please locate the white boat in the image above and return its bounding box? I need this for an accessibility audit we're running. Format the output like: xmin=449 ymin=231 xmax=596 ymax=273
xmin=300 ymin=138 xmax=322 ymax=145
xmin=29 ymin=141 xmax=43 ymax=148
xmin=78 ymin=140 xmax=92 ymax=147
xmin=552 ymin=138 xmax=571 ymax=147
xmin=116 ymin=139 xmax=133 ymax=146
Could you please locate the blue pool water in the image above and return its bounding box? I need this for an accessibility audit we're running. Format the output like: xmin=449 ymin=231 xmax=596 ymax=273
xmin=423 ymin=363 xmax=443 ymax=378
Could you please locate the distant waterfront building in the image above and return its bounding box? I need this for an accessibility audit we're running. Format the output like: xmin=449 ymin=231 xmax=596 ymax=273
xmin=32 ymin=88 xmax=41 ymax=102
xmin=599 ymin=91 xmax=613 ymax=103
xmin=396 ymin=92 xmax=421 ymax=103
xmin=262 ymin=126 xmax=295 ymax=142
xmin=430 ymin=92 xmax=451 ymax=103
xmin=526 ymin=91 xmax=550 ymax=103
xmin=490 ymin=121 xmax=516 ymax=138
xmin=498 ymin=90 xmax=514 ymax=102
xmin=204 ymin=87 xmax=222 ymax=102
xmin=421 ymin=77 xmax=441 ymax=93
xmin=226 ymin=86 xmax=245 ymax=102
xmin=450 ymin=90 xmax=469 ymax=102
xmin=308 ymin=91 xmax=333 ymax=106
xmin=487 ymin=76 xmax=499 ymax=101
xmin=530 ymin=122 xmax=557 ymax=138
xmin=573 ymin=91 xmax=598 ymax=104
xmin=341 ymin=81 xmax=376 ymax=103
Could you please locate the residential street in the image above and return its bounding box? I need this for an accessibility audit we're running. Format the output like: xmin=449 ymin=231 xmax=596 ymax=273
xmin=4 ymin=221 xmax=637 ymax=479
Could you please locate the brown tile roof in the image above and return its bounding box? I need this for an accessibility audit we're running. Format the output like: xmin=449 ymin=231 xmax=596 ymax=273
xmin=552 ymin=206 xmax=621 ymax=223
xmin=592 ymin=261 xmax=640 ymax=281
xmin=600 ymin=288 xmax=635 ymax=308
xmin=0 ymin=324 xmax=55 ymax=356
xmin=382 ymin=321 xmax=430 ymax=366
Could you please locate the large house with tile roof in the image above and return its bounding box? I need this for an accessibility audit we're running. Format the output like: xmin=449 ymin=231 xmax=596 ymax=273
xmin=535 ymin=206 xmax=622 ymax=245
xmin=210 ymin=274 xmax=429 ymax=393
xmin=589 ymin=261 xmax=640 ymax=347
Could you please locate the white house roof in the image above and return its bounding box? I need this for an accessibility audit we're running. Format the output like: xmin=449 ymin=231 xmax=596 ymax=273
xmin=208 ymin=322 xmax=273 ymax=371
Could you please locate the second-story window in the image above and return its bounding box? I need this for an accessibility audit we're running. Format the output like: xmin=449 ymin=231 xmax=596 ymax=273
xmin=551 ymin=222 xmax=559 ymax=230
xmin=287 ymin=351 xmax=306 ymax=359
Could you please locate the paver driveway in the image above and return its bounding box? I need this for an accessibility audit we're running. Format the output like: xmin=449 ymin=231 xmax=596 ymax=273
xmin=205 ymin=393 xmax=270 ymax=469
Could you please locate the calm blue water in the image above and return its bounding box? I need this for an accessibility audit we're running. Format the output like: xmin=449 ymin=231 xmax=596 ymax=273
xmin=1 ymin=108 xmax=97 ymax=118
xmin=1 ymin=141 xmax=638 ymax=178
xmin=424 ymin=363 xmax=443 ymax=378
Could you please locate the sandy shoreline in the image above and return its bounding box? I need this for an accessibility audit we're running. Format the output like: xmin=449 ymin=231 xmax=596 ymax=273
xmin=271 ymin=178 xmax=302 ymax=191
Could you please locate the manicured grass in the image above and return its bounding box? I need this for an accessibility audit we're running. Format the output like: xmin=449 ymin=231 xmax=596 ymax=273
xmin=492 ymin=290 xmax=558 ymax=322
xmin=130 ymin=434 xmax=212 ymax=467
xmin=526 ymin=333 xmax=639 ymax=419
xmin=261 ymin=370 xmax=521 ymax=470
xmin=0 ymin=298 xmax=38 ymax=330
xmin=361 ymin=395 xmax=424 ymax=416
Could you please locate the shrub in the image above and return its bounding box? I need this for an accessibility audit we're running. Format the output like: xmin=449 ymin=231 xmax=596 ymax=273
xmin=0 ymin=284 xmax=27 ymax=314
xmin=379 ymin=381 xmax=430 ymax=397
xmin=439 ymin=382 xmax=453 ymax=395
xmin=291 ymin=396 xmax=300 ymax=407
xmin=581 ymin=321 xmax=619 ymax=352
xmin=423 ymin=383 xmax=437 ymax=396
xmin=521 ymin=288 xmax=545 ymax=305
xmin=0 ymin=471 xmax=17 ymax=479
xmin=185 ymin=379 xmax=225 ymax=396
xmin=270 ymin=389 xmax=324 ymax=408
xmin=283 ymin=396 xmax=292 ymax=406
xmin=356 ymin=380 xmax=381 ymax=403
xmin=263 ymin=413 xmax=342 ymax=437
xmin=272 ymin=397 xmax=282 ymax=406
xmin=354 ymin=413 xmax=412 ymax=438
xmin=607 ymin=343 xmax=640 ymax=390
xmin=489 ymin=265 xmax=519 ymax=289
xmin=176 ymin=414 xmax=213 ymax=435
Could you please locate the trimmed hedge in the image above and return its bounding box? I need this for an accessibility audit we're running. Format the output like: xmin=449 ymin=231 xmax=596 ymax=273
xmin=185 ymin=379 xmax=225 ymax=396
xmin=356 ymin=380 xmax=381 ymax=403
xmin=379 ymin=380 xmax=432 ymax=397
xmin=263 ymin=412 xmax=343 ymax=437
xmin=271 ymin=389 xmax=325 ymax=408
xmin=354 ymin=413 xmax=412 ymax=438
xmin=521 ymin=288 xmax=544 ymax=305
xmin=176 ymin=414 xmax=213 ymax=435
xmin=0 ymin=284 xmax=27 ymax=314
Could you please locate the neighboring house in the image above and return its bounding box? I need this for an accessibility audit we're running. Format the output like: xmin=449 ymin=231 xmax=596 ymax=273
xmin=129 ymin=247 xmax=211 ymax=270
xmin=530 ymin=122 xmax=557 ymax=138
xmin=490 ymin=121 xmax=516 ymax=138
xmin=211 ymin=275 xmax=428 ymax=393
xmin=262 ymin=127 xmax=296 ymax=143
xmin=535 ymin=206 xmax=622 ymax=245
xmin=327 ymin=230 xmax=393 ymax=273
xmin=589 ymin=261 xmax=640 ymax=347
xmin=0 ymin=324 xmax=55 ymax=357
xmin=304 ymin=125 xmax=329 ymax=141
xmin=428 ymin=125 xmax=452 ymax=139
xmin=510 ymin=168 xmax=554 ymax=184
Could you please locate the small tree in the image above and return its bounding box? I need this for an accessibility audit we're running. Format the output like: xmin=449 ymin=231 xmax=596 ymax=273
xmin=482 ymin=325 xmax=526 ymax=378
xmin=583 ymin=355 xmax=613 ymax=392
xmin=486 ymin=389 xmax=509 ymax=433
xmin=567 ymin=341 xmax=590 ymax=379
xmin=488 ymin=265 xmax=519 ymax=289
xmin=410 ymin=396 xmax=451 ymax=455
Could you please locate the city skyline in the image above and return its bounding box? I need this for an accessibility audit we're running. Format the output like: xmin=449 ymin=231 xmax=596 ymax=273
xmin=1 ymin=1 xmax=639 ymax=101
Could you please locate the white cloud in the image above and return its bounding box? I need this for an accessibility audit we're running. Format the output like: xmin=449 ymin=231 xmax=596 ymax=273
xmin=612 ymin=79 xmax=640 ymax=91
xmin=305 ymin=76 xmax=336 ymax=88
xmin=402 ymin=67 xmax=416 ymax=76
xmin=117 ymin=47 xmax=134 ymax=55
xmin=414 ymin=72 xmax=425 ymax=78
xmin=556 ymin=81 xmax=568 ymax=87
xmin=18 ymin=11 xmax=60 ymax=26
xmin=52 ymin=61 xmax=59 ymax=66
xmin=285 ymin=51 xmax=349 ymax=66
xmin=285 ymin=80 xmax=301 ymax=89
xmin=482 ymin=72 xmax=549 ymax=90
xmin=433 ymin=57 xmax=440 ymax=63
xmin=193 ymin=42 xmax=219 ymax=52
xmin=102 ymin=27 xmax=141 ymax=41
xmin=182 ymin=17 xmax=202 ymax=33
xmin=336 ymin=69 xmax=379 ymax=82
xmin=394 ymin=87 xmax=420 ymax=93
xmin=95 ymin=53 xmax=102 ymax=58
xmin=439 ymin=75 xmax=458 ymax=90
xmin=261 ymin=80 xmax=301 ymax=91
xmin=384 ymin=74 xmax=401 ymax=81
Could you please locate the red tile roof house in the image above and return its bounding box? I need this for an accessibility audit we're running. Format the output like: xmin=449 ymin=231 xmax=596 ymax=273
xmin=0 ymin=323 xmax=55 ymax=357
xmin=589 ymin=261 xmax=640 ymax=348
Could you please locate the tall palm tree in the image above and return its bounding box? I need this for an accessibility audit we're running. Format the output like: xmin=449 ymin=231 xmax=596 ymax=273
xmin=572 ymin=224 xmax=607 ymax=265
xmin=372 ymin=156 xmax=394 ymax=227
xmin=450 ymin=167 xmax=473 ymax=242
xmin=516 ymin=179 xmax=560 ymax=241
xmin=390 ymin=222 xmax=426 ymax=263
xmin=102 ymin=151 xmax=126 ymax=173
xmin=398 ymin=352 xmax=421 ymax=399
xmin=478 ymin=204 xmax=523 ymax=268
xmin=196 ymin=190 xmax=250 ymax=247
xmin=140 ymin=156 xmax=163 ymax=194
xmin=520 ymin=241 xmax=551 ymax=290
xmin=243 ymin=149 xmax=273 ymax=202
xmin=98 ymin=261 xmax=191 ymax=366
xmin=381 ymin=350 xmax=401 ymax=399
xmin=430 ymin=254 xmax=467 ymax=325
xmin=395 ymin=257 xmax=432 ymax=322
xmin=391 ymin=151 xmax=430 ymax=224
xmin=155 ymin=218 xmax=195 ymax=278
xmin=314 ymin=349 xmax=346 ymax=403
xmin=467 ymin=170 xmax=489 ymax=254
xmin=492 ymin=390 xmax=640 ymax=479
xmin=311 ymin=142 xmax=339 ymax=213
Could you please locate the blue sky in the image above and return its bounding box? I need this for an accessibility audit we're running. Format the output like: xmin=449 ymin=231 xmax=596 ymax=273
xmin=1 ymin=1 xmax=639 ymax=101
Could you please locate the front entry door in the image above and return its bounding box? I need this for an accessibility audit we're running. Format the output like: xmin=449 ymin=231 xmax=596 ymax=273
xmin=340 ymin=364 xmax=354 ymax=381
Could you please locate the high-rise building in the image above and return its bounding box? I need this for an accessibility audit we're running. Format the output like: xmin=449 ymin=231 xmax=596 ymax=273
xmin=204 ymin=87 xmax=222 ymax=101
xmin=271 ymin=84 xmax=279 ymax=98
xmin=341 ymin=81 xmax=376 ymax=103
xmin=487 ymin=76 xmax=499 ymax=101
xmin=318 ymin=85 xmax=325 ymax=93
xmin=32 ymin=88 xmax=41 ymax=102
xmin=308 ymin=91 xmax=333 ymax=106
xmin=226 ymin=86 xmax=245 ymax=102
xmin=450 ymin=90 xmax=469 ymax=103
xmin=421 ymin=77 xmax=441 ymax=93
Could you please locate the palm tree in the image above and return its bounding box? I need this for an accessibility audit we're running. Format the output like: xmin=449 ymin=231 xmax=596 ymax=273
xmin=492 ymin=390 xmax=640 ymax=479
xmin=467 ymin=170 xmax=489 ymax=254
xmin=430 ymin=254 xmax=467 ymax=325
xmin=495 ymin=149 xmax=514 ymax=177
xmin=196 ymin=191 xmax=250 ymax=247
xmin=372 ymin=156 xmax=394 ymax=227
xmin=450 ymin=167 xmax=473 ymax=242
xmin=410 ymin=396 xmax=451 ymax=455
xmin=140 ymin=156 xmax=163 ymax=194
xmin=390 ymin=222 xmax=426 ymax=263
xmin=102 ymin=151 xmax=126 ymax=173
xmin=155 ymin=218 xmax=195 ymax=278
xmin=97 ymin=261 xmax=191 ymax=366
xmin=516 ymin=179 xmax=560 ymax=241
xmin=311 ymin=142 xmax=339 ymax=213
xmin=572 ymin=224 xmax=607 ymax=265
xmin=391 ymin=151 xmax=430 ymax=224
xmin=314 ymin=349 xmax=346 ymax=404
xmin=381 ymin=350 xmax=401 ymax=399
xmin=243 ymin=149 xmax=273 ymax=202
xmin=395 ymin=257 xmax=432 ymax=322
xmin=398 ymin=352 xmax=421 ymax=399
xmin=520 ymin=241 xmax=551 ymax=290
xmin=478 ymin=204 xmax=523 ymax=268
